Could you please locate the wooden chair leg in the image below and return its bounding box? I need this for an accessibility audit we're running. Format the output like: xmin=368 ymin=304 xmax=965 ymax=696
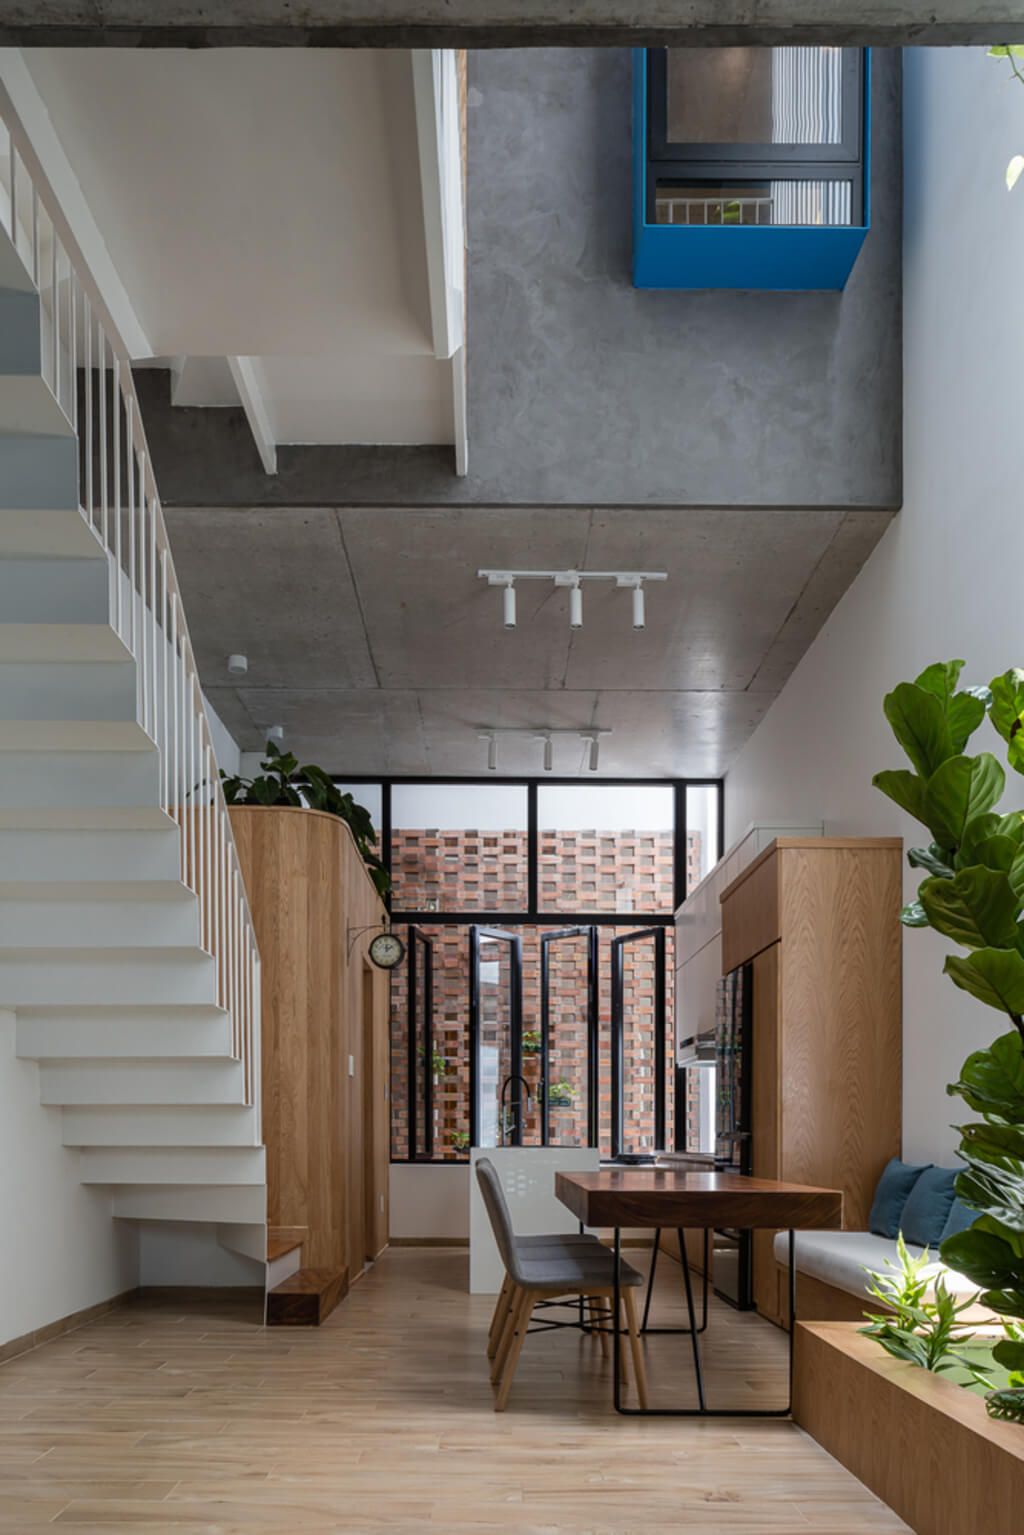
xmin=622 ymin=1288 xmax=649 ymax=1410
xmin=490 ymin=1284 xmax=522 ymax=1383
xmin=494 ymin=1289 xmax=534 ymax=1412
xmin=487 ymin=1276 xmax=512 ymax=1358
xmin=589 ymin=1295 xmax=611 ymax=1359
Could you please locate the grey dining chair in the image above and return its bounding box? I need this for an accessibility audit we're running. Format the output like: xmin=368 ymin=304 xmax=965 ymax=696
xmin=475 ymin=1157 xmax=649 ymax=1410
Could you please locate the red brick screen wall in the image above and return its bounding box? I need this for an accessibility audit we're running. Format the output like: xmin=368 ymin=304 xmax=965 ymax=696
xmin=390 ymin=826 xmax=698 ymax=1160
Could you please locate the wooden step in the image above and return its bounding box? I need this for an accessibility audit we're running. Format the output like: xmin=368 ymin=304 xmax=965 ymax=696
xmin=267 ymin=1224 xmax=308 ymax=1260
xmin=267 ymin=1267 xmax=348 ymax=1326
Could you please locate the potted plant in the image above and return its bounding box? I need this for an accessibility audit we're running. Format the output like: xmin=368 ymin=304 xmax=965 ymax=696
xmin=547 ymin=1078 xmax=576 ymax=1108
xmin=873 ymin=660 xmax=1024 ymax=1422
xmin=221 ymin=739 xmax=389 ymax=897
xmin=522 ymin=1030 xmax=542 ymax=1055
xmin=450 ymin=1130 xmax=470 ymax=1154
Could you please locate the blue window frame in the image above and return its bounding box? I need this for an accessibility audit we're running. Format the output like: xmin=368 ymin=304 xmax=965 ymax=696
xmin=633 ymin=47 xmax=871 ymax=291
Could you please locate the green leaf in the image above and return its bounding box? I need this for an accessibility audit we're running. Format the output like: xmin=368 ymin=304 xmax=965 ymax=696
xmin=940 ymin=1228 xmax=1023 ymax=1290
xmin=924 ymin=754 xmax=1005 ymax=852
xmin=982 ymin=1289 xmax=1024 ymax=1320
xmin=957 ymin=813 xmax=1001 ymax=866
xmin=960 ymin=1118 xmax=1024 ymax=1162
xmin=945 ymin=948 xmax=1024 ymax=1017
xmin=907 ymin=844 xmax=955 ymax=878
xmin=883 ymin=682 xmax=954 ymax=777
xmin=947 ymin=692 xmax=988 ymax=754
xmin=914 ymin=660 xmax=964 ymax=704
xmin=948 ymin=1031 xmax=1024 ymax=1117
xmin=900 ymin=900 xmax=930 ymax=927
xmin=990 ymin=670 xmax=1024 ymax=771
xmin=970 ymin=835 xmax=1018 ymax=874
xmin=872 ymin=770 xmax=929 ymax=826
xmin=920 ymin=867 xmax=1022 ymax=950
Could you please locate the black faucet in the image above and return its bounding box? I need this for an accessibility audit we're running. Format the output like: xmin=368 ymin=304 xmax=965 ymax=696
xmin=499 ymin=1074 xmax=532 ymax=1146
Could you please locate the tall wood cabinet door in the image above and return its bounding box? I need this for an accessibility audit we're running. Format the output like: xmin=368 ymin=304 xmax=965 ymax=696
xmin=750 ymin=943 xmax=782 ymax=1324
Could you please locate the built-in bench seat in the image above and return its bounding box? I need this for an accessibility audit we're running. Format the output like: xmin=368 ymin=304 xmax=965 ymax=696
xmin=770 ymin=1158 xmax=991 ymax=1325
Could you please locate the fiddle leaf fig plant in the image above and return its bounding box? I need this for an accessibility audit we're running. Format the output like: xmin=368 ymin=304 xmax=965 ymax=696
xmin=221 ymin=740 xmax=390 ymax=898
xmin=873 ymin=661 xmax=1024 ymax=1422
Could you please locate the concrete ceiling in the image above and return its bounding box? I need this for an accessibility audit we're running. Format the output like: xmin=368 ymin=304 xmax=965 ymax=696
xmin=164 ymin=504 xmax=890 ymax=777
xmin=21 ymin=47 xmax=454 ymax=445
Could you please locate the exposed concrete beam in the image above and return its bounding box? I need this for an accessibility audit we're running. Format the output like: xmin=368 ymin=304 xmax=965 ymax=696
xmin=226 ymin=356 xmax=277 ymax=477
xmin=0 ymin=3 xmax=1022 ymax=48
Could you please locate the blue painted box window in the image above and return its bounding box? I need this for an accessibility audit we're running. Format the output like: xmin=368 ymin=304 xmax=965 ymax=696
xmin=633 ymin=48 xmax=871 ymax=291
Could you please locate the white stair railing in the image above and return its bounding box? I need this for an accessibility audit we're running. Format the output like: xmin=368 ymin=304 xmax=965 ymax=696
xmin=0 ymin=92 xmax=261 ymax=1139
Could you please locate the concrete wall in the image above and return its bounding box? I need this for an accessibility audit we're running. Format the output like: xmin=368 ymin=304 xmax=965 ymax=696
xmin=724 ymin=46 xmax=1024 ymax=1165
xmin=0 ymin=1010 xmax=139 ymax=1348
xmin=139 ymin=48 xmax=901 ymax=513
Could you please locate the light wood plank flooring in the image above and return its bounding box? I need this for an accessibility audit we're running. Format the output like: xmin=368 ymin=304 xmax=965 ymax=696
xmin=0 ymin=1247 xmax=910 ymax=1533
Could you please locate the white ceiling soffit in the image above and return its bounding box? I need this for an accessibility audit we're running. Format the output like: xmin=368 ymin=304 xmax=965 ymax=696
xmin=21 ymin=48 xmax=435 ymax=358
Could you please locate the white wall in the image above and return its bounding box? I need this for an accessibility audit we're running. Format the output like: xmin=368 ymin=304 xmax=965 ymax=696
xmin=138 ymin=1223 xmax=264 ymax=1287
xmin=724 ymin=48 xmax=1024 ymax=1164
xmin=0 ymin=1010 xmax=139 ymax=1346
xmin=390 ymin=1163 xmax=470 ymax=1239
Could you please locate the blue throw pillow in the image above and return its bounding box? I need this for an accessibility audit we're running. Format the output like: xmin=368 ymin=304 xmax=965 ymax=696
xmin=899 ymin=1165 xmax=959 ymax=1248
xmin=869 ymin=1158 xmax=929 ymax=1238
xmin=940 ymin=1194 xmax=976 ymax=1244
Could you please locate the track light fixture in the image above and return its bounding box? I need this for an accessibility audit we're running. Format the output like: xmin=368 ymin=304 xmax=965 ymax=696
xmin=227 ymin=653 xmax=248 ymax=677
xmin=478 ymin=569 xmax=666 ymax=631
xmin=478 ymin=726 xmax=611 ymax=774
xmin=267 ymin=725 xmax=285 ymax=744
xmin=478 ymin=730 xmax=498 ymax=771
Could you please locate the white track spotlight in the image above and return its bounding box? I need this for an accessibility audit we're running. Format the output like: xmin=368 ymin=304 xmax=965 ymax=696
xmin=267 ymin=725 xmax=285 ymax=744
xmin=632 ymin=582 xmax=645 ymax=630
xmin=227 ymin=653 xmax=248 ymax=677
xmin=582 ymin=730 xmax=600 ymax=772
xmin=536 ymin=732 xmax=553 ymax=772
xmin=503 ymin=581 xmax=516 ymax=629
xmin=569 ymin=580 xmax=583 ymax=629
xmin=479 ymin=731 xmax=498 ymax=771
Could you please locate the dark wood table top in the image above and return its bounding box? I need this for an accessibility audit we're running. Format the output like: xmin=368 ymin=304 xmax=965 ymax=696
xmin=554 ymin=1168 xmax=843 ymax=1230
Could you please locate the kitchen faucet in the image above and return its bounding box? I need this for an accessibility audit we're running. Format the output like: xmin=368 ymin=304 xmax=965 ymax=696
xmin=499 ymin=1074 xmax=532 ymax=1146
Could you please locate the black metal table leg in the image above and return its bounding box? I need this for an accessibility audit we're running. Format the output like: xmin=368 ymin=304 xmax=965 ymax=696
xmin=612 ymin=1225 xmax=797 ymax=1418
xmin=640 ymin=1227 xmax=709 ymax=1336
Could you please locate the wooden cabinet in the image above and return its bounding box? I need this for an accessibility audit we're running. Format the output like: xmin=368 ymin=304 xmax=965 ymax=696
xmin=230 ymin=806 xmax=391 ymax=1288
xmin=720 ymin=838 xmax=902 ymax=1325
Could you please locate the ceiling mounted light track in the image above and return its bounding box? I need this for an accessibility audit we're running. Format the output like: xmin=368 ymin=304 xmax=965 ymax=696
xmin=477 ymin=725 xmax=612 ymax=774
xmin=479 ymin=569 xmax=667 ymax=632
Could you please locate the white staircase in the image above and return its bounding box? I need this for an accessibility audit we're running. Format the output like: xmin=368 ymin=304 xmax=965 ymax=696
xmin=0 ymin=103 xmax=266 ymax=1281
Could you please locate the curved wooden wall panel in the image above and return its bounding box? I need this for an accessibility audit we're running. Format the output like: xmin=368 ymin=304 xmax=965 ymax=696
xmin=230 ymin=807 xmax=390 ymax=1280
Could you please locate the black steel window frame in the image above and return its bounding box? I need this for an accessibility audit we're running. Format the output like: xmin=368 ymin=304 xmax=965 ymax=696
xmin=645 ymin=48 xmax=865 ymax=226
xmin=330 ymin=775 xmax=724 ymax=1164
xmin=469 ymin=926 xmax=524 ymax=1149
xmin=540 ymin=925 xmax=600 ymax=1148
xmin=610 ymin=926 xmax=667 ymax=1159
xmin=406 ymin=926 xmax=435 ymax=1160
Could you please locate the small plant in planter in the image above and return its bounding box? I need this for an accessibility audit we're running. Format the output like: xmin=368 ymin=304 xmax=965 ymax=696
xmin=522 ymin=1031 xmax=542 ymax=1055
xmin=221 ymin=740 xmax=389 ymax=897
xmin=860 ymin=1234 xmax=992 ymax=1384
xmin=450 ymin=1130 xmax=470 ymax=1154
xmin=547 ymin=1078 xmax=576 ymax=1108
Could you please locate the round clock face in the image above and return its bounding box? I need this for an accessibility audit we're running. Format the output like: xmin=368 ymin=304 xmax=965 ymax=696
xmin=369 ymin=932 xmax=406 ymax=970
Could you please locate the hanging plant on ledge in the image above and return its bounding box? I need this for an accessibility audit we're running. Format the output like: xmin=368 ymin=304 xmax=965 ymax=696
xmin=221 ymin=740 xmax=390 ymax=899
xmin=873 ymin=660 xmax=1024 ymax=1424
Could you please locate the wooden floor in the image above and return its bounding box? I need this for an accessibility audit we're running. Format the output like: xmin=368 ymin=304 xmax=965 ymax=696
xmin=0 ymin=1247 xmax=910 ymax=1533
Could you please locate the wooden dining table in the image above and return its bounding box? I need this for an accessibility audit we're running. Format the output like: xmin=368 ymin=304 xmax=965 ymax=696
xmin=555 ymin=1167 xmax=843 ymax=1418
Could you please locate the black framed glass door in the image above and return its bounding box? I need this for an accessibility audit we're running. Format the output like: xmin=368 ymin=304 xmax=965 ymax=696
xmin=407 ymin=926 xmax=435 ymax=1159
xmin=469 ymin=926 xmax=523 ymax=1148
xmin=539 ymin=926 xmax=598 ymax=1147
xmin=610 ymin=927 xmax=667 ymax=1159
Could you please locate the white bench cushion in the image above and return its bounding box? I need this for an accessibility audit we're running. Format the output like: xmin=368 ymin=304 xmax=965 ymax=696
xmin=772 ymin=1230 xmax=979 ymax=1300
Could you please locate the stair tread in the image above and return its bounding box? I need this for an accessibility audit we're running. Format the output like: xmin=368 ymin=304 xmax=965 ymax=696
xmin=268 ymin=1237 xmax=303 ymax=1262
xmin=270 ymin=1267 xmax=345 ymax=1297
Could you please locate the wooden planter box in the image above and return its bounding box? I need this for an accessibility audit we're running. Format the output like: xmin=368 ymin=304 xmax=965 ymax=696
xmin=794 ymin=1321 xmax=1024 ymax=1535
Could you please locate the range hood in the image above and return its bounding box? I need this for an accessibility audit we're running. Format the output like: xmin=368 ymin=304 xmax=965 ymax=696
xmin=677 ymin=1030 xmax=716 ymax=1067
